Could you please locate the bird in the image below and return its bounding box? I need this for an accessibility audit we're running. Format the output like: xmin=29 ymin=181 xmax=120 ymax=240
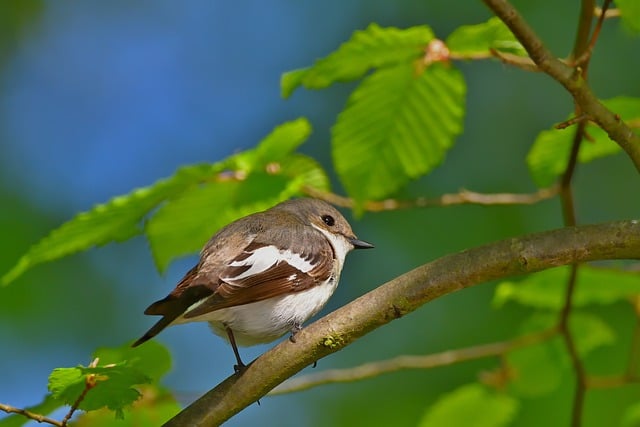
xmin=132 ymin=197 xmax=373 ymax=370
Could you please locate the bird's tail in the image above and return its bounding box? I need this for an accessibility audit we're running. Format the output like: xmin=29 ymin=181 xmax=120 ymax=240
xmin=132 ymin=284 xmax=213 ymax=347
xmin=132 ymin=315 xmax=175 ymax=347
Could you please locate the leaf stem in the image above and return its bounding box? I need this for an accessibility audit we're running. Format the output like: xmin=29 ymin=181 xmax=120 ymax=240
xmin=303 ymin=185 xmax=559 ymax=212
xmin=61 ymin=358 xmax=100 ymax=426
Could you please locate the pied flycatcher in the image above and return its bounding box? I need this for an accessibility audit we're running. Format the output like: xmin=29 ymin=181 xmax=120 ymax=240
xmin=133 ymin=198 xmax=373 ymax=369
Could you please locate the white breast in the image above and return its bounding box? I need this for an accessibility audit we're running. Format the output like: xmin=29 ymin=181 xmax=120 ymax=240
xmin=174 ymin=227 xmax=354 ymax=346
xmin=203 ymin=276 xmax=339 ymax=346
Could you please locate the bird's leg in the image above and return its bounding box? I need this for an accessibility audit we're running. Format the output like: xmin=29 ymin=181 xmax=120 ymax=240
xmin=289 ymin=323 xmax=303 ymax=343
xmin=289 ymin=324 xmax=318 ymax=368
xmin=225 ymin=326 xmax=246 ymax=372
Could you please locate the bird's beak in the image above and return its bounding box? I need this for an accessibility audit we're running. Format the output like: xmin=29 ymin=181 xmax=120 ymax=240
xmin=350 ymin=237 xmax=374 ymax=249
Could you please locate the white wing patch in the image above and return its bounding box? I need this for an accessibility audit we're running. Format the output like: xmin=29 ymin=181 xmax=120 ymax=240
xmin=223 ymin=245 xmax=316 ymax=282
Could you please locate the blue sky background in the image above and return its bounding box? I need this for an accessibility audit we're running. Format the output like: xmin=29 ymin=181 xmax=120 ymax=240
xmin=2 ymin=1 xmax=640 ymax=426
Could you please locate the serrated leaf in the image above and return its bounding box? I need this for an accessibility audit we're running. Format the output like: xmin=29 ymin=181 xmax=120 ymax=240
xmin=146 ymin=154 xmax=330 ymax=271
xmin=2 ymin=118 xmax=317 ymax=284
xmin=493 ymin=266 xmax=640 ymax=310
xmin=616 ymin=0 xmax=640 ymax=33
xmin=282 ymin=23 xmax=434 ymax=98
xmin=236 ymin=117 xmax=312 ymax=170
xmin=332 ymin=62 xmax=465 ymax=205
xmin=418 ymin=383 xmax=519 ymax=427
xmin=48 ymin=363 xmax=150 ymax=417
xmin=1 ymin=164 xmax=217 ymax=285
xmin=526 ymin=96 xmax=640 ymax=187
xmin=146 ymin=174 xmax=288 ymax=271
xmin=446 ymin=17 xmax=526 ymax=57
xmin=93 ymin=341 xmax=172 ymax=383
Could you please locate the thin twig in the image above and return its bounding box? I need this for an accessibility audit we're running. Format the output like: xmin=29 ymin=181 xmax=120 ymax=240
xmin=558 ymin=264 xmax=586 ymax=427
xmin=573 ymin=0 xmax=613 ymax=67
xmin=269 ymin=328 xmax=557 ymax=395
xmin=303 ymin=185 xmax=559 ymax=212
xmin=482 ymin=0 xmax=640 ymax=173
xmin=594 ymin=6 xmax=620 ymax=19
xmin=553 ymin=0 xmax=608 ymax=421
xmin=587 ymin=374 xmax=640 ymax=388
xmin=489 ymin=49 xmax=540 ymax=71
xmin=61 ymin=358 xmax=100 ymax=426
xmin=555 ymin=114 xmax=590 ymax=130
xmin=0 ymin=403 xmax=64 ymax=427
xmin=449 ymin=52 xmax=493 ymax=61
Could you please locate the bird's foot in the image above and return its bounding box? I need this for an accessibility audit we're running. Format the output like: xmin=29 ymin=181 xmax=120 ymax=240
xmin=289 ymin=323 xmax=303 ymax=343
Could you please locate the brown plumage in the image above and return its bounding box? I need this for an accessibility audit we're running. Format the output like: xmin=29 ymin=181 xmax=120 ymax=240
xmin=132 ymin=198 xmax=373 ymax=368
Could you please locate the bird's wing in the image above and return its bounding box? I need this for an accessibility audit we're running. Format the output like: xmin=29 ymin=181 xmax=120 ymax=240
xmin=183 ymin=223 xmax=335 ymax=317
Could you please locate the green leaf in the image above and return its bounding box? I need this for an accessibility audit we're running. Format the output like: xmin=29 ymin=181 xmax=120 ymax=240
xmin=506 ymin=312 xmax=614 ymax=397
xmin=616 ymin=0 xmax=640 ymax=33
xmin=418 ymin=383 xmax=519 ymax=427
xmin=0 ymin=395 xmax=62 ymax=427
xmin=0 ymin=162 xmax=232 ymax=286
xmin=526 ymin=96 xmax=640 ymax=187
xmin=40 ymin=343 xmax=172 ymax=422
xmin=1 ymin=164 xmax=215 ymax=285
xmin=146 ymin=173 xmax=289 ymax=271
xmin=146 ymin=153 xmax=330 ymax=271
xmin=233 ymin=117 xmax=312 ymax=170
xmin=494 ymin=266 xmax=640 ymax=310
xmin=570 ymin=312 xmax=616 ymax=356
xmin=507 ymin=337 xmax=565 ymax=397
xmin=622 ymin=402 xmax=640 ymax=427
xmin=74 ymin=395 xmax=180 ymax=427
xmin=48 ymin=363 xmax=150 ymax=418
xmin=505 ymin=313 xmax=565 ymax=397
xmin=281 ymin=23 xmax=434 ymax=98
xmin=2 ymin=118 xmax=318 ymax=283
xmin=93 ymin=341 xmax=172 ymax=383
xmin=446 ymin=17 xmax=526 ymax=57
xmin=332 ymin=62 xmax=465 ymax=205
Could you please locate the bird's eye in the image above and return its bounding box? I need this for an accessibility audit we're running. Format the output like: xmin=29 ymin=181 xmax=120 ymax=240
xmin=321 ymin=215 xmax=335 ymax=226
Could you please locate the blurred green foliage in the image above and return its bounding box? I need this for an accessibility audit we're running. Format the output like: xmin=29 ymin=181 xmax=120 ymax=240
xmin=2 ymin=2 xmax=640 ymax=427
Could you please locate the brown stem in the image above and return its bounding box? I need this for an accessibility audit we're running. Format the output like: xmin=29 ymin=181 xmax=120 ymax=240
xmin=0 ymin=403 xmax=64 ymax=427
xmin=303 ymin=185 xmax=559 ymax=212
xmin=61 ymin=358 xmax=100 ymax=426
xmin=573 ymin=0 xmax=613 ymax=66
xmin=269 ymin=328 xmax=556 ymax=395
xmin=482 ymin=0 xmax=640 ymax=173
xmin=163 ymin=220 xmax=640 ymax=427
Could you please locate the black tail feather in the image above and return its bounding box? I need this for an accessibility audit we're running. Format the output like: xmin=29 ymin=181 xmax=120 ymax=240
xmin=132 ymin=315 xmax=175 ymax=347
xmin=132 ymin=285 xmax=214 ymax=347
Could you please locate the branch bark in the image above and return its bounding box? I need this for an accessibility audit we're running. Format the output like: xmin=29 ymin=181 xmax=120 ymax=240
xmin=164 ymin=219 xmax=640 ymax=427
xmin=482 ymin=0 xmax=640 ymax=174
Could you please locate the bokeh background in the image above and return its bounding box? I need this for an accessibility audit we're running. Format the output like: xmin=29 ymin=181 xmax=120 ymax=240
xmin=1 ymin=1 xmax=639 ymax=426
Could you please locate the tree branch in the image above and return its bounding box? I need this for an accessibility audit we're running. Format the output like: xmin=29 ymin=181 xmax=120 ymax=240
xmin=303 ymin=185 xmax=559 ymax=212
xmin=163 ymin=219 xmax=640 ymax=427
xmin=0 ymin=403 xmax=64 ymax=427
xmin=269 ymin=328 xmax=556 ymax=395
xmin=482 ymin=0 xmax=640 ymax=174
